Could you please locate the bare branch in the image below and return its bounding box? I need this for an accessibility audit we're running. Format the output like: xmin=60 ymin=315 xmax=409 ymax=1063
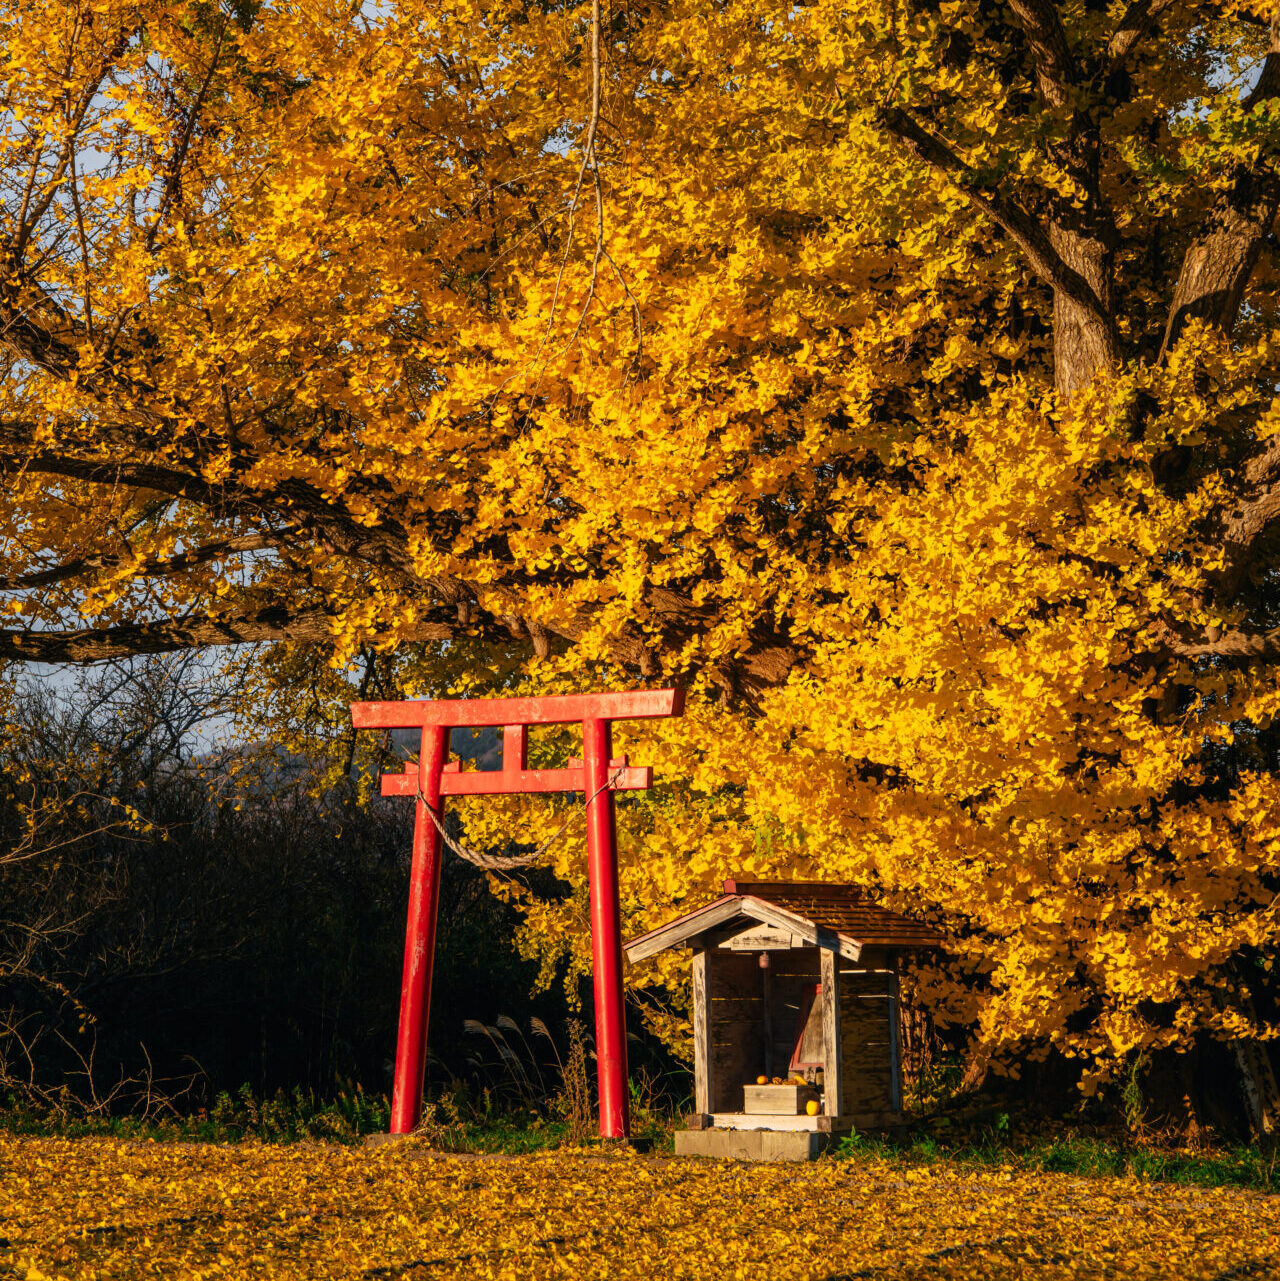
xmin=145 ymin=17 xmax=227 ymax=253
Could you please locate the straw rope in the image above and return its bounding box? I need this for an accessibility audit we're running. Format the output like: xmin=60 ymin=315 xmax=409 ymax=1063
xmin=408 ymin=763 xmax=625 ymax=871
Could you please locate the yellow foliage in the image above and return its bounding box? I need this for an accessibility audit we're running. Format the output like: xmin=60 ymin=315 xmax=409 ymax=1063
xmin=4 ymin=0 xmax=1280 ymax=1084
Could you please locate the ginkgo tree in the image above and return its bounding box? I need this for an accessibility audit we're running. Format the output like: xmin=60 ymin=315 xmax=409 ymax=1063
xmin=5 ymin=0 xmax=1280 ymax=1126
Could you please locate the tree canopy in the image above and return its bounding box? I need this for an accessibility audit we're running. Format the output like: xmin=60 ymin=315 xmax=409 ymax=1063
xmin=6 ymin=0 xmax=1280 ymax=1098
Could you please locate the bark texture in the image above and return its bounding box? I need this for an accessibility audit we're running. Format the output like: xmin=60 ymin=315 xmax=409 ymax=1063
xmin=1160 ymin=169 xmax=1280 ymax=360
xmin=1049 ymin=217 xmax=1119 ymax=397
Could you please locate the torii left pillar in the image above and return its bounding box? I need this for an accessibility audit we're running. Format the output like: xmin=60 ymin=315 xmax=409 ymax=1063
xmin=350 ymin=688 xmax=684 ymax=1138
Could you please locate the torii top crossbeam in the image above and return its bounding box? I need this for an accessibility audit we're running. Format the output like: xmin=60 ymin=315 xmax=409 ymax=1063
xmin=351 ymin=688 xmax=685 ymax=729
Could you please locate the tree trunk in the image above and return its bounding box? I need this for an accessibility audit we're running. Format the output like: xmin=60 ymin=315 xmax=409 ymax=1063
xmin=1051 ymin=222 xmax=1118 ymax=397
xmin=1217 ymin=979 xmax=1280 ymax=1152
xmin=1233 ymin=1037 xmax=1280 ymax=1154
xmin=1160 ymin=170 xmax=1280 ymax=359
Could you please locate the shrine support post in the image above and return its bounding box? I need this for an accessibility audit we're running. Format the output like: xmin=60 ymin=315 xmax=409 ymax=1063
xmin=390 ymin=724 xmax=447 ymax=1135
xmin=582 ymin=717 xmax=629 ymax=1139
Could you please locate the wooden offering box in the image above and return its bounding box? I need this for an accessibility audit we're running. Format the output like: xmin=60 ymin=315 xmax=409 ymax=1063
xmin=743 ymin=1083 xmax=819 ymax=1115
xmin=625 ymin=880 xmax=943 ymax=1162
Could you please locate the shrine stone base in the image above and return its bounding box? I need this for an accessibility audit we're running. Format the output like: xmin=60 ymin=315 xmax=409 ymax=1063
xmin=674 ymin=1127 xmax=841 ymax=1162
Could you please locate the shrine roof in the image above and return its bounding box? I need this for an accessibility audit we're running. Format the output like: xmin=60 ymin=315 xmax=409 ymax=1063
xmin=623 ymin=879 xmax=943 ymax=964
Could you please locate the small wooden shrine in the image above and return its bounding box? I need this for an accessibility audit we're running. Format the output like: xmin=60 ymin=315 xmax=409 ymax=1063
xmin=624 ymin=880 xmax=943 ymax=1161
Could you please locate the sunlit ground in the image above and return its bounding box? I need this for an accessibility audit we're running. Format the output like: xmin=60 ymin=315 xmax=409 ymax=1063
xmin=3 ymin=1137 xmax=1277 ymax=1279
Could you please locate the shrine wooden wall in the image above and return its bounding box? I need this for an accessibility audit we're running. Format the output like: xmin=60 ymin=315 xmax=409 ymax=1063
xmin=837 ymin=959 xmax=901 ymax=1116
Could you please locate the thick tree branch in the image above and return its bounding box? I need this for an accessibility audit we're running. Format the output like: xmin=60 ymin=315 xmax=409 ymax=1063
xmin=2 ymin=443 xmax=422 ymax=584
xmin=1006 ymin=0 xmax=1077 ymax=108
xmin=1157 ymin=620 xmax=1280 ymax=661
xmin=879 ymin=107 xmax=1118 ymax=342
xmin=1 ymin=448 xmax=224 ymax=507
xmin=1244 ymin=8 xmax=1280 ymax=111
xmin=0 ymin=289 xmax=82 ymax=379
xmin=0 ymin=269 xmax=165 ymax=412
xmin=0 ymin=449 xmax=803 ymax=690
xmin=0 ymin=607 xmax=456 ymax=665
xmin=999 ymin=0 xmax=1130 ymax=395
xmin=1107 ymin=0 xmax=1178 ymax=73
xmin=1159 ymin=171 xmax=1280 ymax=358
xmin=1206 ymin=434 xmax=1280 ymax=602
xmin=1160 ymin=10 xmax=1280 ymax=357
xmin=0 ymin=530 xmax=295 ymax=593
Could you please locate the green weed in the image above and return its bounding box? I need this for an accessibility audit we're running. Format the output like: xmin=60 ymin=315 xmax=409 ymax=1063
xmin=830 ymin=1123 xmax=1280 ymax=1193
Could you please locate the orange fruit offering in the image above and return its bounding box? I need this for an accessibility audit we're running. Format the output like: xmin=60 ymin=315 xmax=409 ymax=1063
xmin=755 ymin=1075 xmax=768 ymax=1085
xmin=805 ymin=1100 xmax=820 ymax=1116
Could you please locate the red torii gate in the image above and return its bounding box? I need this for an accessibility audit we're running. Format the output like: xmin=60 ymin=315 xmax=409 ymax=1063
xmin=350 ymin=688 xmax=685 ymax=1138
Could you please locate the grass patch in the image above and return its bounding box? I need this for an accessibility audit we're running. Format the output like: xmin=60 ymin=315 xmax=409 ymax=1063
xmin=831 ymin=1119 xmax=1280 ymax=1192
xmin=0 ymin=1081 xmax=391 ymax=1145
xmin=10 ymin=1082 xmax=1265 ymax=1191
xmin=0 ymin=1075 xmax=679 ymax=1155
